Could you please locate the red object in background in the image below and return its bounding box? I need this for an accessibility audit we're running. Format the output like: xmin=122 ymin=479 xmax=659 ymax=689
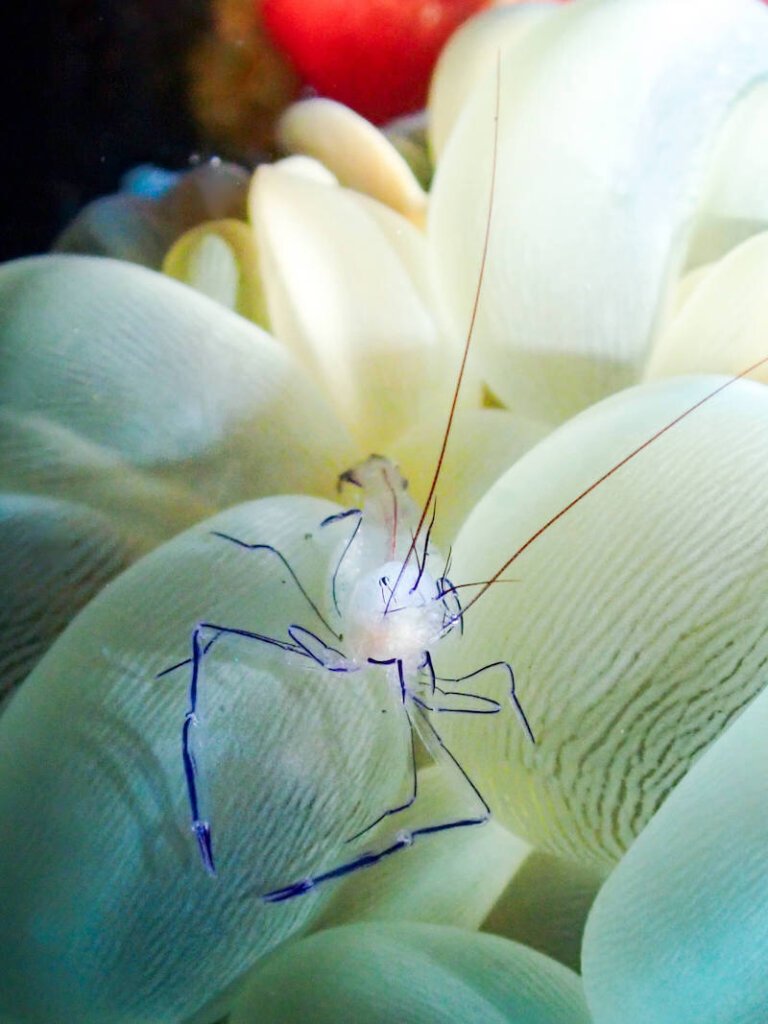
xmin=261 ymin=0 xmax=491 ymax=124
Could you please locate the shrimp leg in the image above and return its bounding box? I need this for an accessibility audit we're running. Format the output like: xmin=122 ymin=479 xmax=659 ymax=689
xmin=419 ymin=652 xmax=534 ymax=740
xmin=262 ymin=693 xmax=491 ymax=905
xmin=345 ymin=700 xmax=419 ymax=843
xmin=170 ymin=622 xmax=315 ymax=875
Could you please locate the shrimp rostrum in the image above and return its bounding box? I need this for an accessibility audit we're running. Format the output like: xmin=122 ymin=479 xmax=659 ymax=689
xmin=160 ymin=454 xmax=535 ymax=902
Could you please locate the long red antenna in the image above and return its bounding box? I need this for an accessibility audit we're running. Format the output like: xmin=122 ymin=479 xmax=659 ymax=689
xmin=458 ymin=356 xmax=768 ymax=619
xmin=387 ymin=53 xmax=503 ymax=609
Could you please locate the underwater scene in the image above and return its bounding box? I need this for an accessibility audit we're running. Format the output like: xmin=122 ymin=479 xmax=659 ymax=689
xmin=2 ymin=1 xmax=768 ymax=1022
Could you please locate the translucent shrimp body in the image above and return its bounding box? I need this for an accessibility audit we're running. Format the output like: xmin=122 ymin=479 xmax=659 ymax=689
xmin=333 ymin=456 xmax=447 ymax=669
xmin=343 ymin=559 xmax=445 ymax=668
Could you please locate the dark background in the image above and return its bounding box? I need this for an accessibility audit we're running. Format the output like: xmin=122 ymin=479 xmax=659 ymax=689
xmin=4 ymin=1 xmax=210 ymax=261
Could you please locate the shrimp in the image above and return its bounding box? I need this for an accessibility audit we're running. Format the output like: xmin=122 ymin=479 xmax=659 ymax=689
xmin=157 ymin=448 xmax=534 ymax=901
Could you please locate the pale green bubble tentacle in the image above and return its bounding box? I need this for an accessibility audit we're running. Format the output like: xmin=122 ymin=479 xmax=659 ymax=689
xmin=230 ymin=921 xmax=591 ymax=1024
xmin=250 ymin=167 xmax=453 ymax=453
xmin=53 ymin=161 xmax=249 ymax=269
xmin=438 ymin=376 xmax=768 ymax=867
xmin=276 ymin=98 xmax=428 ymax=226
xmin=482 ymin=850 xmax=606 ymax=974
xmin=163 ymin=219 xmax=269 ymax=328
xmin=429 ymin=0 xmax=768 ymax=421
xmin=0 ymin=409 xmax=215 ymax=550
xmin=0 ymin=256 xmax=358 ymax=511
xmin=646 ymin=231 xmax=768 ymax=384
xmin=582 ymin=682 xmax=768 ymax=1024
xmin=0 ymin=493 xmax=140 ymax=711
xmin=428 ymin=1 xmax=559 ymax=160
xmin=0 ymin=497 xmax=408 ymax=1024
xmin=686 ymin=81 xmax=768 ymax=270
xmin=52 ymin=192 xmax=174 ymax=269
